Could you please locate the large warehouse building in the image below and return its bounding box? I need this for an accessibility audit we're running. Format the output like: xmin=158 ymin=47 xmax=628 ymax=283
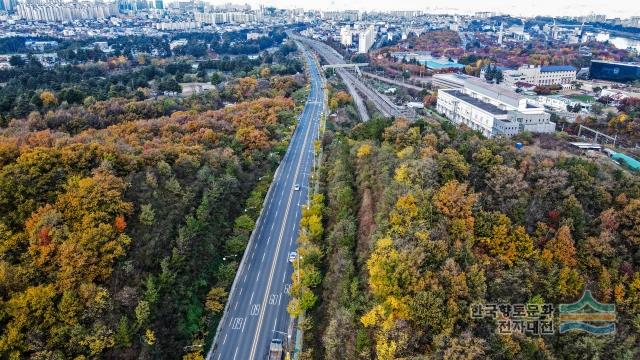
xmin=590 ymin=60 xmax=640 ymax=83
xmin=436 ymin=75 xmax=555 ymax=138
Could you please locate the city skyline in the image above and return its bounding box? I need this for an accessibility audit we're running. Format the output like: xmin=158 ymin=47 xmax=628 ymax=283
xmin=198 ymin=0 xmax=640 ymax=19
xmin=6 ymin=0 xmax=639 ymax=20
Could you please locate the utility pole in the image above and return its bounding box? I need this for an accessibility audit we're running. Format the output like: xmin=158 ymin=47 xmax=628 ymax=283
xmin=297 ymin=254 xmax=301 ymax=296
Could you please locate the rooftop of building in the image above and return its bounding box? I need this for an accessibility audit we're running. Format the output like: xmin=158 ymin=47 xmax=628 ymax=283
xmin=540 ymin=65 xmax=577 ymax=72
xmin=432 ymin=73 xmax=473 ymax=87
xmin=433 ymin=73 xmax=474 ymax=80
xmin=463 ymin=76 xmax=523 ymax=106
xmin=591 ymin=59 xmax=640 ymax=67
xmin=441 ymin=89 xmax=508 ymax=115
xmin=611 ymin=152 xmax=640 ymax=171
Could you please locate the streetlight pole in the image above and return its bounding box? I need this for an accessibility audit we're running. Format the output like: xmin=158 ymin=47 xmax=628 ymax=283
xmin=297 ymin=254 xmax=301 ymax=297
xmin=296 ymin=253 xmax=304 ymax=303
xmin=222 ymin=254 xmax=238 ymax=261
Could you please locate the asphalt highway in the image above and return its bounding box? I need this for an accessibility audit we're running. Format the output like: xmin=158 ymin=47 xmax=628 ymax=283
xmin=296 ymin=35 xmax=406 ymax=119
xmin=206 ymin=45 xmax=323 ymax=360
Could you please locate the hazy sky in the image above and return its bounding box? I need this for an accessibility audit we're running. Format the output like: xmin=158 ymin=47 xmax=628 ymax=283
xmin=213 ymin=0 xmax=640 ymax=19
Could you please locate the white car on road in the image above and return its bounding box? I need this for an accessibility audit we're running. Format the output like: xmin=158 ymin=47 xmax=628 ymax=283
xmin=288 ymin=251 xmax=297 ymax=263
xmin=293 ymin=184 xmax=300 ymax=191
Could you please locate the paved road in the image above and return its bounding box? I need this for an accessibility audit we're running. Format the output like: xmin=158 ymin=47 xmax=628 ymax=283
xmin=296 ymin=35 xmax=408 ymax=119
xmin=293 ymin=35 xmax=370 ymax=122
xmin=206 ymin=45 xmax=323 ymax=360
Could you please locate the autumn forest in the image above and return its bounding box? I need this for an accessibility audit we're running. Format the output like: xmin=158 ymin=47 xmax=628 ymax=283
xmin=0 ymin=38 xmax=305 ymax=358
xmin=299 ymin=88 xmax=640 ymax=359
xmin=1 ymin=29 xmax=640 ymax=360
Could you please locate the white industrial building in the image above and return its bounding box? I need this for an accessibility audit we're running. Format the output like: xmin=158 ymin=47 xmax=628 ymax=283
xmin=432 ymin=73 xmax=470 ymax=89
xmin=246 ymin=32 xmax=267 ymax=40
xmin=436 ymin=74 xmax=555 ymax=138
xmin=506 ymin=24 xmax=530 ymax=42
xmin=534 ymin=95 xmax=592 ymax=113
xmin=169 ymin=38 xmax=188 ymax=50
xmin=502 ymin=65 xmax=577 ymax=88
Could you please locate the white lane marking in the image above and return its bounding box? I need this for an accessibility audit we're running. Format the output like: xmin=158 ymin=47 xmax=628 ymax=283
xmin=251 ymin=304 xmax=260 ymax=316
xmin=262 ymin=252 xmax=266 ymax=262
xmin=249 ymin=291 xmax=255 ymax=304
xmin=223 ymin=334 xmax=228 ymax=345
xmin=230 ymin=317 xmax=243 ymax=330
xmin=234 ymin=302 xmax=238 ymax=310
xmin=233 ymin=347 xmax=238 ymax=360
xmin=239 ymin=287 xmax=243 ymax=296
xmin=243 ymin=273 xmax=247 ymax=283
xmin=241 ymin=317 xmax=246 ymax=332
xmin=273 ymin=318 xmax=277 ymax=332
xmin=257 ymin=269 xmax=261 ymax=281
xmin=282 ymin=271 xmax=287 ymax=283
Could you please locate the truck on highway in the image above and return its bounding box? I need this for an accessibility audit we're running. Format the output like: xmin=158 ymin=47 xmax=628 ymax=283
xmin=270 ymin=338 xmax=283 ymax=360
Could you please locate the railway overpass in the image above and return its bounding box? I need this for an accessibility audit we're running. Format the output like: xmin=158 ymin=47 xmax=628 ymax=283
xmin=321 ymin=63 xmax=369 ymax=69
xmin=293 ymin=34 xmax=411 ymax=120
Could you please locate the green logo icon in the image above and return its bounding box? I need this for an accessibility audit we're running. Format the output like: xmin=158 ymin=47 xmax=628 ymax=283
xmin=559 ymin=290 xmax=616 ymax=335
